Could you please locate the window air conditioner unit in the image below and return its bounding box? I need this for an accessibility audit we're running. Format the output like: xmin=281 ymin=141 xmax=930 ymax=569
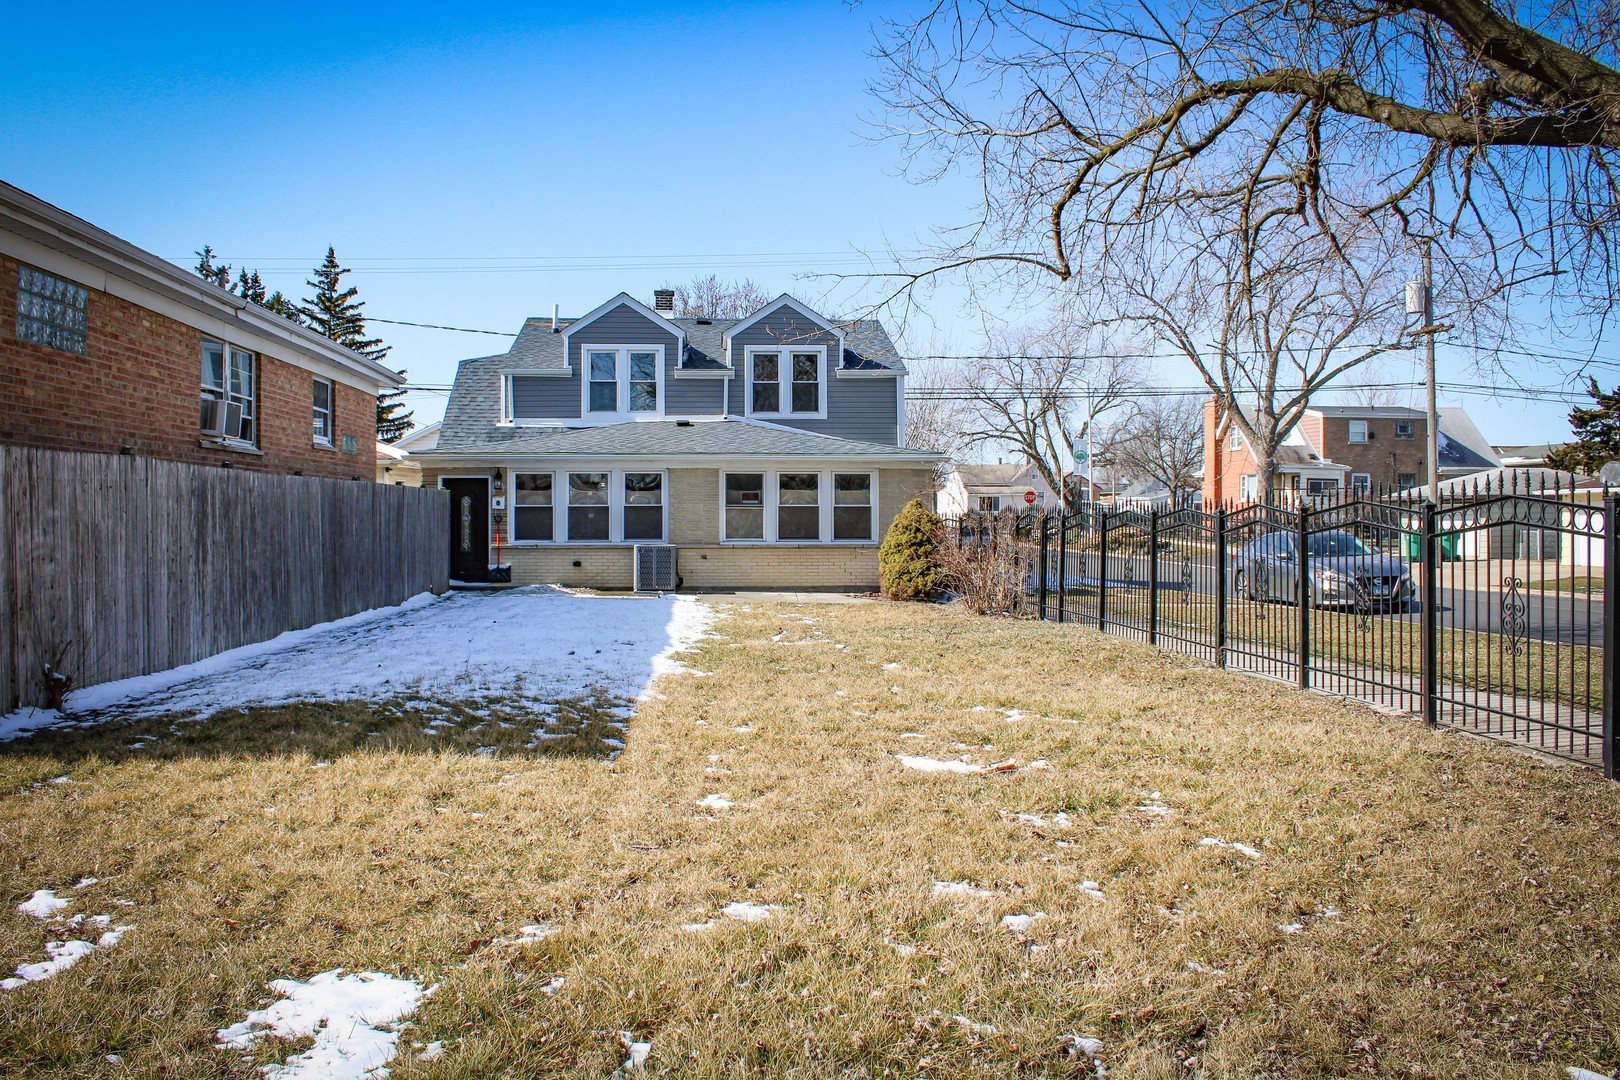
xmin=222 ymin=400 xmax=245 ymax=440
xmin=200 ymin=395 xmax=228 ymax=436
xmin=633 ymin=544 xmax=678 ymax=592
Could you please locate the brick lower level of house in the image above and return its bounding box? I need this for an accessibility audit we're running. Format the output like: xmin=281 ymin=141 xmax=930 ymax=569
xmin=496 ymin=543 xmax=880 ymax=591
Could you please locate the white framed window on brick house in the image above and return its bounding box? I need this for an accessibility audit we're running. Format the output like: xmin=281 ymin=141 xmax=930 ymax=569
xmin=513 ymin=472 xmax=555 ymax=541
xmin=721 ymin=469 xmax=879 ymax=543
xmin=582 ymin=346 xmax=663 ymax=417
xmin=201 ymin=339 xmax=257 ymax=445
xmin=312 ymin=377 xmax=334 ymax=446
xmin=555 ymin=469 xmax=667 ymax=543
xmin=1239 ymin=474 xmax=1257 ymax=501
xmin=745 ymin=346 xmax=826 ymax=418
xmin=16 ymin=264 xmax=88 ymax=356
xmin=1347 ymin=420 xmax=1369 ymax=443
xmin=1395 ymin=420 xmax=1415 ymax=439
xmin=1228 ymin=428 xmax=1242 ymax=451
xmin=977 ymin=495 xmax=1002 ymax=512
xmin=1351 ymin=472 xmax=1372 ymax=494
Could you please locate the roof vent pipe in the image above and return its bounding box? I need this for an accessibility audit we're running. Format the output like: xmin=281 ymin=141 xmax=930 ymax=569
xmin=551 ymin=304 xmax=559 ymax=333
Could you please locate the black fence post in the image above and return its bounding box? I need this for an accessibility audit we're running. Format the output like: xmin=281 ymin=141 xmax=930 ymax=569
xmin=1421 ymin=500 xmax=1440 ymax=728
xmin=1038 ymin=514 xmax=1050 ymax=621
xmin=1215 ymin=506 xmax=1228 ymax=668
xmin=1097 ymin=506 xmax=1110 ymax=633
xmin=1056 ymin=511 xmax=1068 ymax=624
xmin=1148 ymin=506 xmax=1160 ymax=646
xmin=1604 ymin=494 xmax=1618 ymax=779
xmin=1297 ymin=501 xmax=1310 ymax=690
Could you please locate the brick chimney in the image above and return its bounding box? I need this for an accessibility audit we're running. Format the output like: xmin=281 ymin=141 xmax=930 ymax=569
xmin=653 ymin=288 xmax=675 ymax=316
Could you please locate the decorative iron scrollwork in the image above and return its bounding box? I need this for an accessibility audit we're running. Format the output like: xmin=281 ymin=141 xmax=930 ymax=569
xmin=1500 ymin=576 xmax=1528 ymax=657
xmin=1351 ymin=580 xmax=1375 ymax=634
xmin=1180 ymin=549 xmax=1194 ymax=604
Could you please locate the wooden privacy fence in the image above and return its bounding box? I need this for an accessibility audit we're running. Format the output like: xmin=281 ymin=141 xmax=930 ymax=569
xmin=0 ymin=445 xmax=449 ymax=714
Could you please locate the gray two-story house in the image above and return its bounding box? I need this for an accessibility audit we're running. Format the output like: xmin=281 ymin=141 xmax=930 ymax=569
xmin=414 ymin=290 xmax=939 ymax=589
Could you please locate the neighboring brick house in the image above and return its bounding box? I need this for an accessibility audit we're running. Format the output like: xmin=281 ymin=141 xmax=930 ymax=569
xmin=0 ymin=181 xmax=401 ymax=477
xmin=1202 ymin=401 xmax=1498 ymax=504
xmin=415 ymin=290 xmax=940 ymax=589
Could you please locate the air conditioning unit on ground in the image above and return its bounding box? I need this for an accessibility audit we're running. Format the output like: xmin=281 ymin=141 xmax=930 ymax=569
xmin=633 ymin=544 xmax=678 ymax=592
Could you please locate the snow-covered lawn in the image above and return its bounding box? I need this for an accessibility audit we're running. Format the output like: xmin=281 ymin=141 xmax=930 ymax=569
xmin=0 ymin=587 xmax=711 ymax=741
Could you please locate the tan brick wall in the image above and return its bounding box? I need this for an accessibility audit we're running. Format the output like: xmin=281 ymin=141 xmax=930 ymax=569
xmin=0 ymin=256 xmax=377 ymax=479
xmin=415 ymin=464 xmax=937 ymax=590
xmin=1319 ymin=416 xmax=1428 ymax=490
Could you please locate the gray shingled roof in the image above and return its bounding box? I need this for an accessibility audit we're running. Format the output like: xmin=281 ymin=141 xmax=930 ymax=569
xmin=420 ymin=419 xmax=938 ymax=460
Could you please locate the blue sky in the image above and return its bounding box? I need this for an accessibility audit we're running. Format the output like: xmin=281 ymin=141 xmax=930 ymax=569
xmin=0 ymin=1 xmax=1598 ymax=445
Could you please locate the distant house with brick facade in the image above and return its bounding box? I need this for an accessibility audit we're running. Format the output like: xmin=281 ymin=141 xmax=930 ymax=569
xmin=0 ymin=180 xmax=401 ymax=478
xmin=1202 ymin=400 xmax=1499 ymax=505
xmin=415 ymin=290 xmax=939 ymax=589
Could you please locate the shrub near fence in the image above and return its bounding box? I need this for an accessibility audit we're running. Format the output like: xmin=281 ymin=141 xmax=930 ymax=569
xmin=1014 ymin=480 xmax=1618 ymax=778
xmin=0 ymin=445 xmax=449 ymax=714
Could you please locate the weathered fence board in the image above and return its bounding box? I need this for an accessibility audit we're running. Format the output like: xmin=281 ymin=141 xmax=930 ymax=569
xmin=0 ymin=446 xmax=448 ymax=713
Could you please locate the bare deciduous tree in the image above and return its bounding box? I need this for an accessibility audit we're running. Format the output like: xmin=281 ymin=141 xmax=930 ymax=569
xmin=903 ymin=361 xmax=974 ymax=466
xmin=948 ymin=319 xmax=1142 ymax=505
xmin=1103 ymin=396 xmax=1206 ymax=498
xmin=666 ymin=275 xmax=773 ymax=319
xmin=871 ymin=0 xmax=1620 ymax=321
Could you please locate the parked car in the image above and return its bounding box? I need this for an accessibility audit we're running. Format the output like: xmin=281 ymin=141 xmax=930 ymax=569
xmin=1229 ymin=529 xmax=1414 ymax=609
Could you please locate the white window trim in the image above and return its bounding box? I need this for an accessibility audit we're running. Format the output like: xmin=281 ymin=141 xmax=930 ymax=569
xmin=1351 ymin=472 xmax=1372 ymax=493
xmin=719 ymin=468 xmax=878 ymax=545
xmin=977 ymin=495 xmax=1003 ymax=512
xmin=545 ymin=468 xmax=669 ymax=545
xmin=743 ymin=345 xmax=828 ymax=420
xmin=1347 ymin=420 xmax=1369 ymax=444
xmin=1394 ymin=421 xmax=1415 ymax=440
xmin=507 ymin=469 xmax=559 ymax=543
xmin=312 ymin=376 xmax=335 ymax=447
xmin=579 ymin=345 xmax=667 ymax=421
xmin=201 ymin=338 xmax=259 ymax=449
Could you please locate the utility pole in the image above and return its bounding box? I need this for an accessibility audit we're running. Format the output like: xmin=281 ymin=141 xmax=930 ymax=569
xmin=1422 ymin=241 xmax=1439 ymax=502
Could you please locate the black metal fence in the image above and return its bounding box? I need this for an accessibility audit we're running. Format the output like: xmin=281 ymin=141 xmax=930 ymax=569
xmin=957 ymin=476 xmax=1617 ymax=777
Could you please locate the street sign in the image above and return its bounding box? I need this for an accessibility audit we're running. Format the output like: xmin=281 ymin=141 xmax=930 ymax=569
xmin=1024 ymin=490 xmax=1037 ymax=506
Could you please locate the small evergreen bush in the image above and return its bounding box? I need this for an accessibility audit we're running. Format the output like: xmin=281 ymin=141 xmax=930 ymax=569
xmin=879 ymin=498 xmax=943 ymax=600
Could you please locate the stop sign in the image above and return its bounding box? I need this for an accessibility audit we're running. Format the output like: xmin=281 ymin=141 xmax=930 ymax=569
xmin=1024 ymin=490 xmax=1038 ymax=505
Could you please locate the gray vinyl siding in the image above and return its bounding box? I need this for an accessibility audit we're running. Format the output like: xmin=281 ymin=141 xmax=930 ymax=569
xmin=667 ymin=375 xmax=727 ymax=415
xmin=568 ymin=303 xmax=681 ymax=412
xmin=510 ymin=375 xmax=579 ymax=419
xmin=727 ymin=304 xmax=900 ymax=444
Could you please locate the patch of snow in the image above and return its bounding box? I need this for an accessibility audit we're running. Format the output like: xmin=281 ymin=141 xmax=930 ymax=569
xmin=733 ymin=724 xmax=754 ymax=734
xmin=696 ymin=794 xmax=734 ymax=810
xmin=881 ymin=662 xmax=901 ymax=670
xmin=899 ymin=732 xmax=924 ymax=740
xmin=1278 ymin=922 xmax=1305 ymax=935
xmin=0 ymin=707 xmax=66 ymax=742
xmin=49 ymin=775 xmax=70 ymax=784
xmin=897 ymin=755 xmax=981 ymax=774
xmin=612 ymin=1033 xmax=652 ymax=1078
xmin=18 ymin=890 xmax=68 ymax=919
xmin=1198 ymin=837 xmax=1263 ymax=859
xmin=999 ymin=912 xmax=1046 ymax=933
xmin=1077 ymin=880 xmax=1106 ymax=902
xmin=539 ymin=976 xmax=565 ymax=995
xmin=680 ymin=920 xmax=716 ymax=932
xmin=1012 ymin=811 xmax=1072 ymax=829
xmin=931 ymin=880 xmax=994 ymax=899
xmin=1059 ymin=1034 xmax=1106 ymax=1060
xmin=947 ymin=1014 xmax=998 ymax=1038
xmin=1184 ymin=960 xmax=1226 ymax=974
xmin=1567 ymin=1069 xmax=1613 ymax=1080
xmin=23 ymin=588 xmax=712 ymax=730
xmin=419 ymin=1042 xmax=446 ymax=1061
xmin=215 ymin=970 xmax=430 ymax=1080
xmin=1 ymin=940 xmax=95 ymax=990
xmin=720 ymin=902 xmax=778 ymax=923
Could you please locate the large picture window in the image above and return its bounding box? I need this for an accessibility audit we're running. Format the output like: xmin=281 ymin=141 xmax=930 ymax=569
xmin=746 ymin=347 xmax=825 ymax=417
xmin=16 ymin=264 xmax=88 ymax=356
xmin=201 ymin=339 xmax=257 ymax=444
xmin=777 ymin=473 xmax=821 ymax=541
xmin=568 ymin=472 xmax=610 ymax=541
xmin=623 ymin=472 xmax=664 ymax=540
xmin=513 ymin=473 xmax=554 ymax=541
xmin=724 ymin=473 xmax=765 ymax=540
xmin=832 ymin=473 xmax=874 ymax=541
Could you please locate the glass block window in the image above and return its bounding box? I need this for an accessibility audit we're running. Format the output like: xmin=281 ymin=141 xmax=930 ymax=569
xmin=16 ymin=264 xmax=88 ymax=356
xmin=513 ymin=473 xmax=554 ymax=541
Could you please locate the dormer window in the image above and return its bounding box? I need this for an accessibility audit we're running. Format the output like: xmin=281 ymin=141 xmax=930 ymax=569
xmin=583 ymin=346 xmax=663 ymax=416
xmin=746 ymin=346 xmax=825 ymax=418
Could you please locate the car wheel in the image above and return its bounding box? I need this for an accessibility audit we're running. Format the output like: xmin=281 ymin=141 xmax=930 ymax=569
xmin=1234 ymin=568 xmax=1251 ymax=600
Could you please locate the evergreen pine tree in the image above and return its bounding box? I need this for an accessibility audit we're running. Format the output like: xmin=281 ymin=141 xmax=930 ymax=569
xmin=300 ymin=247 xmax=412 ymax=441
xmin=193 ymin=246 xmax=231 ymax=289
xmin=234 ymin=268 xmax=267 ymax=304
xmin=1547 ymin=377 xmax=1620 ymax=474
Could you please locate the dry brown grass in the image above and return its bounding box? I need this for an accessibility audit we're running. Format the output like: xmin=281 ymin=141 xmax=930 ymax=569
xmin=2 ymin=599 xmax=1618 ymax=1078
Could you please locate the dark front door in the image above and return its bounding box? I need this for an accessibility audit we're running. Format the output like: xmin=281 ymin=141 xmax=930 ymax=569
xmin=444 ymin=478 xmax=490 ymax=583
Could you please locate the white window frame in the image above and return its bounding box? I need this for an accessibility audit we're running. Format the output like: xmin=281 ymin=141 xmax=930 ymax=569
xmin=312 ymin=377 xmax=334 ymax=447
xmin=201 ymin=338 xmax=258 ymax=447
xmin=1398 ymin=471 xmax=1420 ymax=491
xmin=719 ymin=468 xmax=879 ymax=544
xmin=509 ymin=470 xmax=557 ymax=543
xmin=578 ymin=345 xmax=666 ymax=420
xmin=1347 ymin=419 xmax=1369 ymax=444
xmin=1228 ymin=428 xmax=1242 ymax=451
xmin=1351 ymin=472 xmax=1372 ymax=494
xmin=1239 ymin=474 xmax=1257 ymax=501
xmin=551 ymin=468 xmax=669 ymax=544
xmin=1395 ymin=420 xmax=1415 ymax=440
xmin=976 ymin=495 xmax=1003 ymax=513
xmin=743 ymin=345 xmax=828 ymax=420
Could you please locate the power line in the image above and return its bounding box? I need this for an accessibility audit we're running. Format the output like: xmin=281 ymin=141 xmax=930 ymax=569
xmin=368 ymin=317 xmax=516 ymax=336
